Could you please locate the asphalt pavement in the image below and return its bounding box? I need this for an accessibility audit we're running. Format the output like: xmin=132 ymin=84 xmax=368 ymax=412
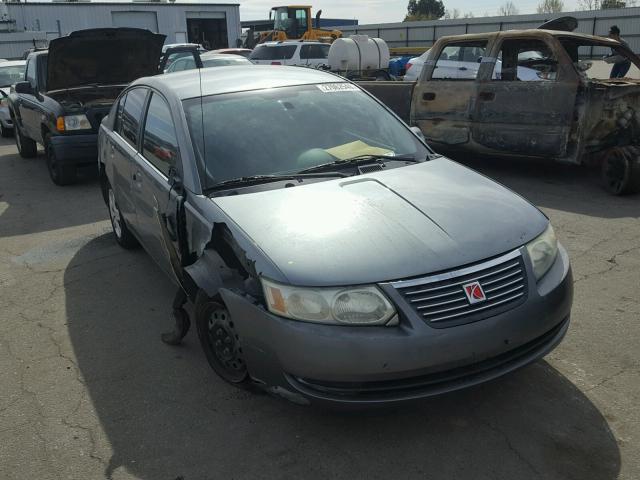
xmin=0 ymin=136 xmax=638 ymax=480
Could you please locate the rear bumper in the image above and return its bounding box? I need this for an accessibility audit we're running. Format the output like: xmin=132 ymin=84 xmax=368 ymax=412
xmin=49 ymin=134 xmax=98 ymax=166
xmin=221 ymin=245 xmax=573 ymax=407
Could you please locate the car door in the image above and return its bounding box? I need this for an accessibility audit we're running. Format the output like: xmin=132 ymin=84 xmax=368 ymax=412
xmin=106 ymin=88 xmax=148 ymax=227
xmin=18 ymin=55 xmax=40 ymax=139
xmin=131 ymin=91 xmax=183 ymax=279
xmin=412 ymin=39 xmax=489 ymax=148
xmin=471 ymin=36 xmax=579 ymax=158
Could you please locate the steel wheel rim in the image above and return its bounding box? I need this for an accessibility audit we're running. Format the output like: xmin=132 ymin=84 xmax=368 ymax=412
xmin=108 ymin=189 xmax=122 ymax=238
xmin=207 ymin=306 xmax=246 ymax=380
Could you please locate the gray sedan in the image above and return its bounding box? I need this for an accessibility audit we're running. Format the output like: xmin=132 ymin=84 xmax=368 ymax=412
xmin=98 ymin=66 xmax=573 ymax=407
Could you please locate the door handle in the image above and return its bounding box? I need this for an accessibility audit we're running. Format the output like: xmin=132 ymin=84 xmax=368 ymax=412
xmin=478 ymin=91 xmax=495 ymax=101
xmin=458 ymin=67 xmax=468 ymax=71
xmin=133 ymin=170 xmax=142 ymax=183
xmin=422 ymin=92 xmax=436 ymax=101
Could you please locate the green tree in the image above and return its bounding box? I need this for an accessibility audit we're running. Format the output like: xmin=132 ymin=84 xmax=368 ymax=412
xmin=601 ymin=0 xmax=625 ymax=7
xmin=537 ymin=0 xmax=564 ymax=12
xmin=405 ymin=0 xmax=446 ymax=21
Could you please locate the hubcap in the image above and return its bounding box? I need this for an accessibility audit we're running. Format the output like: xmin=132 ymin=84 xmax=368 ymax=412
xmin=207 ymin=307 xmax=245 ymax=377
xmin=108 ymin=189 xmax=122 ymax=238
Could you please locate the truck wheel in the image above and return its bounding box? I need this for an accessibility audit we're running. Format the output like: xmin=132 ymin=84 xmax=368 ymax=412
xmin=106 ymin=180 xmax=139 ymax=249
xmin=601 ymin=147 xmax=640 ymax=195
xmin=195 ymin=292 xmax=249 ymax=386
xmin=45 ymin=139 xmax=76 ymax=186
xmin=14 ymin=123 xmax=37 ymax=158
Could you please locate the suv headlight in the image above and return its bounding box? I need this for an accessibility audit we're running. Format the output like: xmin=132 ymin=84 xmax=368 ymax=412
xmin=57 ymin=114 xmax=91 ymax=131
xmin=262 ymin=278 xmax=397 ymax=326
xmin=526 ymin=224 xmax=558 ymax=281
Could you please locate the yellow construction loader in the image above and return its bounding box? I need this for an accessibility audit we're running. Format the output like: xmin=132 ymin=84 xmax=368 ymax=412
xmin=258 ymin=6 xmax=342 ymax=44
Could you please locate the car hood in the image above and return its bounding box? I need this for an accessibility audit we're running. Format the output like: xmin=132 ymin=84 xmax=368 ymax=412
xmin=47 ymin=28 xmax=166 ymax=92
xmin=212 ymin=158 xmax=548 ymax=286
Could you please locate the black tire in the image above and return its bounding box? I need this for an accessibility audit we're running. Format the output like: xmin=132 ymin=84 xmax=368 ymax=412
xmin=45 ymin=138 xmax=77 ymax=186
xmin=0 ymin=123 xmax=13 ymax=138
xmin=601 ymin=148 xmax=640 ymax=195
xmin=105 ymin=179 xmax=139 ymax=249
xmin=14 ymin=120 xmax=37 ymax=158
xmin=195 ymin=292 xmax=249 ymax=386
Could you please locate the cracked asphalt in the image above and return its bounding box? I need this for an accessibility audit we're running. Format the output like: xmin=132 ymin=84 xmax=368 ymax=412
xmin=0 ymin=136 xmax=638 ymax=480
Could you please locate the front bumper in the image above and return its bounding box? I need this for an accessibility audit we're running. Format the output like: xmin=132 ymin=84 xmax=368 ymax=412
xmin=221 ymin=245 xmax=573 ymax=407
xmin=49 ymin=134 xmax=98 ymax=166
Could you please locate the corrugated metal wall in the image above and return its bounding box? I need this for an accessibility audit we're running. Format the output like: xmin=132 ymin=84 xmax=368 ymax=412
xmin=5 ymin=2 xmax=241 ymax=47
xmin=335 ymin=7 xmax=640 ymax=56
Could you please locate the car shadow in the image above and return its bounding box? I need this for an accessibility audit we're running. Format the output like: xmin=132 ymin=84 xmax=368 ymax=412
xmin=0 ymin=138 xmax=104 ymax=238
xmin=66 ymin=234 xmax=621 ymax=480
xmin=448 ymin=154 xmax=639 ymax=219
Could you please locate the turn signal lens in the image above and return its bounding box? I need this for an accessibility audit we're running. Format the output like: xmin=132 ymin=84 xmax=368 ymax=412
xmin=56 ymin=116 xmax=65 ymax=131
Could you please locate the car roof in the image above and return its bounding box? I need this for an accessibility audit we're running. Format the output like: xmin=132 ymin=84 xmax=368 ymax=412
xmin=137 ymin=65 xmax=343 ymax=100
xmin=0 ymin=60 xmax=26 ymax=67
xmin=257 ymin=41 xmax=326 ymax=47
xmin=200 ymin=52 xmax=248 ymax=60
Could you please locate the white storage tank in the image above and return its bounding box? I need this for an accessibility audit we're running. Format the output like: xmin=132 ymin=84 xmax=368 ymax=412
xmin=328 ymin=35 xmax=390 ymax=72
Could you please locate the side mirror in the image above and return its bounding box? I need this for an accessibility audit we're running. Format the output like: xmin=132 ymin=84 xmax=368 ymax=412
xmin=410 ymin=126 xmax=426 ymax=142
xmin=14 ymin=81 xmax=32 ymax=94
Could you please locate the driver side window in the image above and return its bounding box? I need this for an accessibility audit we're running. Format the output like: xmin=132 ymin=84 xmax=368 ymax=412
xmin=493 ymin=39 xmax=558 ymax=82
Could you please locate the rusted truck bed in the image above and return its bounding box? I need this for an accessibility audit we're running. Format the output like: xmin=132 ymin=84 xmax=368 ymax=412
xmin=358 ymin=81 xmax=415 ymax=124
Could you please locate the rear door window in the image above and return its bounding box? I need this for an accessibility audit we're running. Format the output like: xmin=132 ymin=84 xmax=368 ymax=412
xmin=431 ymin=41 xmax=487 ymax=80
xmin=142 ymin=93 xmax=179 ymax=176
xmin=493 ymin=39 xmax=558 ymax=81
xmin=119 ymin=88 xmax=147 ymax=149
xmin=300 ymin=44 xmax=330 ymax=59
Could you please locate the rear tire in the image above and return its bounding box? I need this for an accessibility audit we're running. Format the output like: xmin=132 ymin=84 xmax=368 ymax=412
xmin=195 ymin=292 xmax=249 ymax=386
xmin=601 ymin=147 xmax=640 ymax=195
xmin=14 ymin=121 xmax=37 ymax=158
xmin=106 ymin=180 xmax=139 ymax=249
xmin=45 ymin=136 xmax=76 ymax=186
xmin=0 ymin=123 xmax=13 ymax=138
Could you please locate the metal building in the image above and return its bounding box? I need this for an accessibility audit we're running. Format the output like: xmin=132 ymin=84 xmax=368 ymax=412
xmin=4 ymin=2 xmax=241 ymax=54
xmin=335 ymin=6 xmax=640 ymax=57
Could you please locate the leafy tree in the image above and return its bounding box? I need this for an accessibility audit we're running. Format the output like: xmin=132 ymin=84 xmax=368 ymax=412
xmin=537 ymin=0 xmax=564 ymax=12
xmin=405 ymin=0 xmax=446 ymax=21
xmin=498 ymin=1 xmax=519 ymax=15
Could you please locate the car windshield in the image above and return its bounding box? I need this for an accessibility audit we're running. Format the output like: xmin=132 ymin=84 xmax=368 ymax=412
xmin=183 ymin=83 xmax=430 ymax=191
xmin=0 ymin=64 xmax=25 ymax=87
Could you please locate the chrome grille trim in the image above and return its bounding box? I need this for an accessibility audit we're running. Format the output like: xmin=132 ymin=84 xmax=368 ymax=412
xmin=390 ymin=250 xmax=528 ymax=327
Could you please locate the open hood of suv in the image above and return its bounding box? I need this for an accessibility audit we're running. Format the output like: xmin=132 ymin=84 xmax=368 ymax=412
xmin=46 ymin=28 xmax=166 ymax=92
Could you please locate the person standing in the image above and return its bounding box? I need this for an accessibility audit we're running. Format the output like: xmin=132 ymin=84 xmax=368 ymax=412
xmin=607 ymin=25 xmax=632 ymax=79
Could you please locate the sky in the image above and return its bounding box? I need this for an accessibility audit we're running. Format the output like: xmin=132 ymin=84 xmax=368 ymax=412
xmin=239 ymin=0 xmax=586 ymax=24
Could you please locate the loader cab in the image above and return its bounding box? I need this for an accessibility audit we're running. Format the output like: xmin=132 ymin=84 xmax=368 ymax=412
xmin=271 ymin=6 xmax=311 ymax=39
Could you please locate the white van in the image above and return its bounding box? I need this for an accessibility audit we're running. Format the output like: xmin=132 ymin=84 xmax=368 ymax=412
xmin=249 ymin=41 xmax=330 ymax=67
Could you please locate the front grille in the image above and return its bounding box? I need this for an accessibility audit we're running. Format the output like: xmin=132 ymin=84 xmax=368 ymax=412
xmin=391 ymin=250 xmax=527 ymax=328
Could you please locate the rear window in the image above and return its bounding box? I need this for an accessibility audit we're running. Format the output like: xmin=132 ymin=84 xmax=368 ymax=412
xmin=250 ymin=45 xmax=297 ymax=61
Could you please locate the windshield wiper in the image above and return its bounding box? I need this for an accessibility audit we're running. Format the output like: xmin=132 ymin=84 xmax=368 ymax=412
xmin=207 ymin=172 xmax=347 ymax=192
xmin=297 ymin=153 xmax=420 ymax=174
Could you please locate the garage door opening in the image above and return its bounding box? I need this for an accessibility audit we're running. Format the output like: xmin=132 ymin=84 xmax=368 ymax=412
xmin=187 ymin=18 xmax=228 ymax=49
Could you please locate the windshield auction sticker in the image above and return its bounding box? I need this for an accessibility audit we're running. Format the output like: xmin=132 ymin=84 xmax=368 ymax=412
xmin=317 ymin=83 xmax=360 ymax=93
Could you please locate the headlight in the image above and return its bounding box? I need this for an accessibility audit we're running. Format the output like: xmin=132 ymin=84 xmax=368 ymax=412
xmin=261 ymin=278 xmax=397 ymax=326
xmin=57 ymin=114 xmax=91 ymax=131
xmin=526 ymin=224 xmax=558 ymax=281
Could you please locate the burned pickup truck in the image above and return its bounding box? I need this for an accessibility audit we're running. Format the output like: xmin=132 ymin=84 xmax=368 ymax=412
xmin=9 ymin=28 xmax=165 ymax=185
xmin=360 ymin=23 xmax=640 ymax=195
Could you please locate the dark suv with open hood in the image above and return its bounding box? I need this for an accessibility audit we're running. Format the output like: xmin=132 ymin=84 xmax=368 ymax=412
xmin=9 ymin=28 xmax=165 ymax=185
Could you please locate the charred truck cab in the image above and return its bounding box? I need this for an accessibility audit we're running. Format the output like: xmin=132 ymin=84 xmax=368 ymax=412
xmin=8 ymin=28 xmax=165 ymax=185
xmin=360 ymin=20 xmax=640 ymax=195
